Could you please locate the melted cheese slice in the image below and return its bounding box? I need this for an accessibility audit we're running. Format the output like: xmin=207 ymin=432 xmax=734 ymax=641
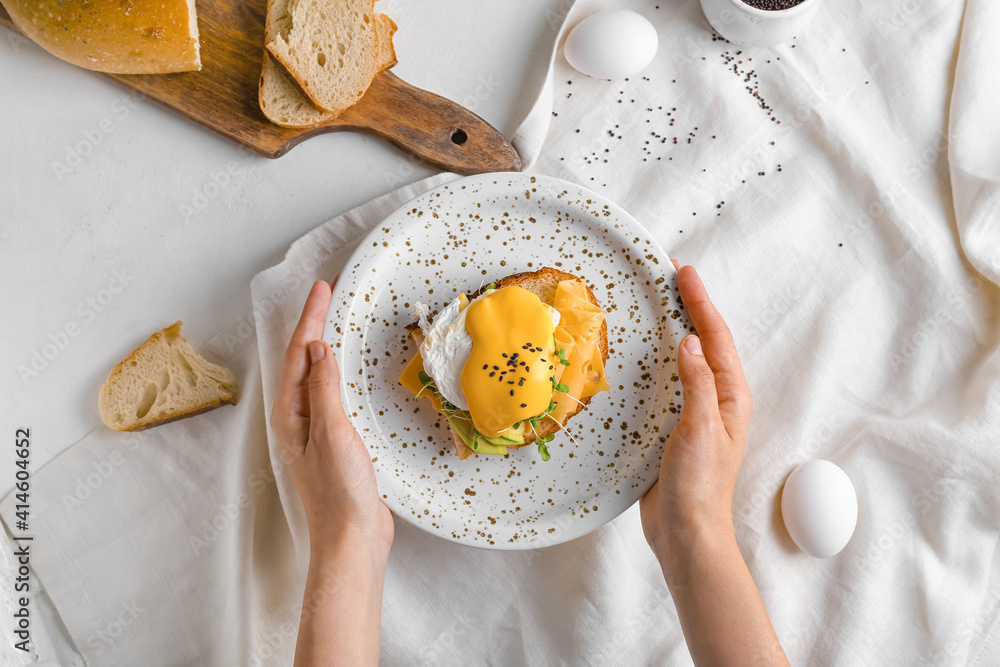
xmin=461 ymin=287 xmax=555 ymax=437
xmin=398 ymin=351 xmax=443 ymax=412
xmin=551 ymin=280 xmax=610 ymax=423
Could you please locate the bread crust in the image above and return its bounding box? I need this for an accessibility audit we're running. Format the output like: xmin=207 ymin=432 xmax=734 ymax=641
xmin=1 ymin=0 xmax=201 ymax=74
xmin=406 ymin=267 xmax=609 ymax=455
xmin=125 ymin=398 xmax=238 ymax=432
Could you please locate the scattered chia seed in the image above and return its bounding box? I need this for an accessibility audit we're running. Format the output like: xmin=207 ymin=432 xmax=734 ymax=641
xmin=741 ymin=0 xmax=807 ymax=11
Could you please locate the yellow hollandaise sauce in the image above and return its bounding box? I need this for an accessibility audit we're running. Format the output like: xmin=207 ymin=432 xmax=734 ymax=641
xmin=462 ymin=286 xmax=556 ymax=437
xmin=550 ymin=280 xmax=610 ymax=423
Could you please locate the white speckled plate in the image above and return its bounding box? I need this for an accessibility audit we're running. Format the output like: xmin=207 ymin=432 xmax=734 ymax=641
xmin=324 ymin=173 xmax=691 ymax=550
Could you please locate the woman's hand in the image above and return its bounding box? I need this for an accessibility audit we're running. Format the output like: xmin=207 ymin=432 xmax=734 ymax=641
xmin=270 ymin=279 xmax=393 ymax=556
xmin=271 ymin=279 xmax=392 ymax=667
xmin=640 ymin=262 xmax=753 ymax=566
xmin=640 ymin=263 xmax=787 ymax=666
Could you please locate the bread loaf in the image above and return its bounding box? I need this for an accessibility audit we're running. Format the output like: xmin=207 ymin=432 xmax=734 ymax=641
xmin=0 ymin=0 xmax=201 ymax=74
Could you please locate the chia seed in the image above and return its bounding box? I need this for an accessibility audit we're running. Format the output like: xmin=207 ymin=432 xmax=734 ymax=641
xmin=741 ymin=0 xmax=806 ymax=9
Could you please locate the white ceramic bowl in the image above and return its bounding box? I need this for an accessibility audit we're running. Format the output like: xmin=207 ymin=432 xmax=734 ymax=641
xmin=699 ymin=0 xmax=821 ymax=47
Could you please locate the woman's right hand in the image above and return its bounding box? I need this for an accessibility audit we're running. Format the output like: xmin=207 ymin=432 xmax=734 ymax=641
xmin=639 ymin=263 xmax=787 ymax=666
xmin=639 ymin=262 xmax=754 ymax=567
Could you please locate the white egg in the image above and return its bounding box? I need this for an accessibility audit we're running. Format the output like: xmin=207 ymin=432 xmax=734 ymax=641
xmin=781 ymin=460 xmax=858 ymax=558
xmin=564 ymin=10 xmax=658 ymax=80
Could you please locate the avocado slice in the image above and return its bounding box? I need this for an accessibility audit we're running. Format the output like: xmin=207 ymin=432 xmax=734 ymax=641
xmin=499 ymin=426 xmax=526 ymax=444
xmin=483 ymin=424 xmax=526 ymax=446
xmin=447 ymin=414 xmax=507 ymax=455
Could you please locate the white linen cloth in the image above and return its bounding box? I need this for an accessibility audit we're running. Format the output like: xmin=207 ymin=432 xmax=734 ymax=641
xmin=4 ymin=0 xmax=1000 ymax=664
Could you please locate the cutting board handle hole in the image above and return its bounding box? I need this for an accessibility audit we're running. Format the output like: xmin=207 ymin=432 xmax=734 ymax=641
xmin=451 ymin=129 xmax=468 ymax=146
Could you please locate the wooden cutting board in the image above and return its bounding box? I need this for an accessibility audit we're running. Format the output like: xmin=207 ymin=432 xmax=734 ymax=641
xmin=0 ymin=3 xmax=521 ymax=174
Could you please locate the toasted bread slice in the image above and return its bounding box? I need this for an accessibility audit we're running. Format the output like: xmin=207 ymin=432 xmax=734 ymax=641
xmin=265 ymin=0 xmax=379 ymax=114
xmin=99 ymin=322 xmax=237 ymax=432
xmin=259 ymin=12 xmax=397 ymax=128
xmin=406 ymin=268 xmax=609 ymax=457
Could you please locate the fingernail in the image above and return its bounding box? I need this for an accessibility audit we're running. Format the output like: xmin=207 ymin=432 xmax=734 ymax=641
xmin=685 ymin=335 xmax=703 ymax=356
xmin=309 ymin=341 xmax=327 ymax=364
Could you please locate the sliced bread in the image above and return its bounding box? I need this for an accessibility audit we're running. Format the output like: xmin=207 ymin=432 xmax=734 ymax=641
xmin=265 ymin=0 xmax=380 ymax=114
xmin=99 ymin=321 xmax=237 ymax=432
xmin=260 ymin=12 xmax=397 ymax=128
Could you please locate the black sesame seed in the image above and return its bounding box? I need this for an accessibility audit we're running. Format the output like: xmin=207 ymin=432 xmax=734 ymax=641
xmin=482 ymin=364 xmax=488 ymax=370
xmin=489 ymin=372 xmax=495 ymax=377
xmin=510 ymin=390 xmax=514 ymax=396
xmin=502 ymin=353 xmax=508 ymax=358
xmin=520 ymin=403 xmax=527 ymax=408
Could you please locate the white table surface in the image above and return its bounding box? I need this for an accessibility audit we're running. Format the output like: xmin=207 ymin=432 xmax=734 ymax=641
xmin=0 ymin=0 xmax=563 ymax=498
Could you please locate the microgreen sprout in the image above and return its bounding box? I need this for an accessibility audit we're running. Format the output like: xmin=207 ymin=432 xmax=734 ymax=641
xmin=414 ymin=371 xmax=438 ymax=399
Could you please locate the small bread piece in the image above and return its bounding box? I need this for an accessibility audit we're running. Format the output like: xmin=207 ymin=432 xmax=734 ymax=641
xmin=260 ymin=13 xmax=397 ymax=128
xmin=99 ymin=322 xmax=237 ymax=432
xmin=266 ymin=0 xmax=379 ymax=114
xmin=0 ymin=0 xmax=200 ymax=74
xmin=406 ymin=268 xmax=609 ymax=457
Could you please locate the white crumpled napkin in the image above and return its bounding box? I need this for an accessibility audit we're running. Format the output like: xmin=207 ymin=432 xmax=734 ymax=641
xmin=5 ymin=0 xmax=1000 ymax=664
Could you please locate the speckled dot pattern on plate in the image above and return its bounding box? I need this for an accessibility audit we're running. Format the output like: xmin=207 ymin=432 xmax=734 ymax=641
xmin=324 ymin=173 xmax=693 ymax=550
